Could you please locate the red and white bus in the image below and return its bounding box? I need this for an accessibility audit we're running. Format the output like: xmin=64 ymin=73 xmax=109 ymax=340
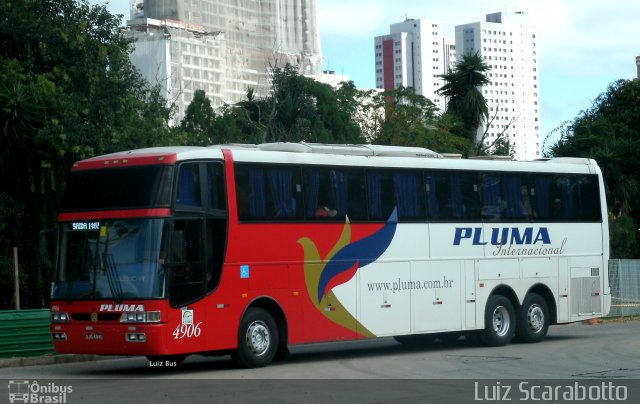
xmin=50 ymin=143 xmax=610 ymax=367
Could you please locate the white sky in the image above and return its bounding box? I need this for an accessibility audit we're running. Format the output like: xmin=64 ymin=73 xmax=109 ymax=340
xmin=93 ymin=0 xmax=640 ymax=144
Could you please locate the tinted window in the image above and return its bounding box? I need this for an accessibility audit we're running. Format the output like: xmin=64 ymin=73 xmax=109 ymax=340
xmin=480 ymin=173 xmax=532 ymax=221
xmin=236 ymin=164 xmax=302 ymax=220
xmin=425 ymin=171 xmax=480 ymax=221
xmin=61 ymin=166 xmax=173 ymax=211
xmin=176 ymin=163 xmax=202 ymax=208
xmin=206 ymin=163 xmax=226 ymax=210
xmin=304 ymin=167 xmax=367 ymax=220
xmin=368 ymin=170 xmax=423 ymax=220
xmin=532 ymin=174 xmax=601 ymax=221
xmin=169 ymin=219 xmax=205 ymax=307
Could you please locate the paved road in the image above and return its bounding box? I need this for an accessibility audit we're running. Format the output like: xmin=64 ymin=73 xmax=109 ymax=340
xmin=1 ymin=321 xmax=639 ymax=403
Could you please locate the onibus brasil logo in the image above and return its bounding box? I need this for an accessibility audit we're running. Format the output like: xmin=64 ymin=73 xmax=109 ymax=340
xmin=8 ymin=380 xmax=73 ymax=403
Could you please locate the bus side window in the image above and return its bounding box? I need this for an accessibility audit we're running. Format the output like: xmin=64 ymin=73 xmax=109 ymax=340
xmin=206 ymin=163 xmax=226 ymax=211
xmin=426 ymin=171 xmax=479 ymax=221
xmin=369 ymin=170 xmax=423 ymax=220
xmin=169 ymin=220 xmax=205 ymax=307
xmin=305 ymin=168 xmax=366 ymax=220
xmin=206 ymin=218 xmax=226 ymax=293
xmin=235 ymin=164 xmax=302 ymax=220
xmin=176 ymin=163 xmax=202 ymax=208
xmin=266 ymin=167 xmax=301 ymax=218
xmin=578 ymin=175 xmax=601 ymax=221
xmin=533 ymin=174 xmax=570 ymax=221
xmin=367 ymin=171 xmax=394 ymax=220
xmin=502 ymin=175 xmax=532 ymax=220
xmin=480 ymin=173 xmax=503 ymax=221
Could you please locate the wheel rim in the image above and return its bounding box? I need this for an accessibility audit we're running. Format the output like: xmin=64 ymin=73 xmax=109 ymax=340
xmin=245 ymin=320 xmax=270 ymax=356
xmin=527 ymin=304 xmax=545 ymax=333
xmin=492 ymin=305 xmax=511 ymax=337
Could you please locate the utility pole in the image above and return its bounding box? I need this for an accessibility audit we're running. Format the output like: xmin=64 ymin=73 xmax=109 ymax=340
xmin=13 ymin=247 xmax=20 ymax=310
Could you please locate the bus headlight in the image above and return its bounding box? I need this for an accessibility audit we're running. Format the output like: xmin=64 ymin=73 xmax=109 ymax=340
xmin=120 ymin=311 xmax=161 ymax=323
xmin=51 ymin=312 xmax=70 ymax=322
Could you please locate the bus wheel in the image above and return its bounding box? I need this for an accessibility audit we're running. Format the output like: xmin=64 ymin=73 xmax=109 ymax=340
xmin=516 ymin=293 xmax=549 ymax=343
xmin=232 ymin=307 xmax=278 ymax=368
xmin=479 ymin=295 xmax=515 ymax=346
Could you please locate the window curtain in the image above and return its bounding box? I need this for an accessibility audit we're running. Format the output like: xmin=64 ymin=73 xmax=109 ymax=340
xmin=425 ymin=175 xmax=440 ymax=218
xmin=249 ymin=168 xmax=266 ymax=217
xmin=367 ymin=172 xmax=382 ymax=218
xmin=502 ymin=176 xmax=524 ymax=218
xmin=481 ymin=175 xmax=501 ymax=219
xmin=559 ymin=176 xmax=575 ymax=218
xmin=393 ymin=173 xmax=420 ymax=217
xmin=177 ymin=164 xmax=200 ymax=206
xmin=330 ymin=170 xmax=348 ymax=215
xmin=306 ymin=170 xmax=320 ymax=217
xmin=534 ymin=176 xmax=550 ymax=218
xmin=267 ymin=168 xmax=295 ymax=216
xmin=450 ymin=175 xmax=465 ymax=219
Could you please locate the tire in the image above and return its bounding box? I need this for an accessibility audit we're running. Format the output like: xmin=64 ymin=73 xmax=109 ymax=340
xmin=479 ymin=295 xmax=516 ymax=346
xmin=232 ymin=307 xmax=278 ymax=368
xmin=394 ymin=334 xmax=436 ymax=346
xmin=516 ymin=293 xmax=549 ymax=343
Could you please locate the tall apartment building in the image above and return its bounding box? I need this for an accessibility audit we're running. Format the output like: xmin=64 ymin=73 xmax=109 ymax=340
xmin=456 ymin=12 xmax=541 ymax=160
xmin=124 ymin=0 xmax=322 ymax=123
xmin=374 ymin=19 xmax=456 ymax=111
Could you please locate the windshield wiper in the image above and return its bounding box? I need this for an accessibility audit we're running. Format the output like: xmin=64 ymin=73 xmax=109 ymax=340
xmin=66 ymin=236 xmax=89 ymax=303
xmin=102 ymin=253 xmax=123 ymax=303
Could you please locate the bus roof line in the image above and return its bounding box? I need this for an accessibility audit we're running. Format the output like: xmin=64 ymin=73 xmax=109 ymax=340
xmin=229 ymin=142 xmax=444 ymax=159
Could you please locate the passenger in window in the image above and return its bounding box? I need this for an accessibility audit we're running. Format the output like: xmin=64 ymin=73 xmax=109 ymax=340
xmin=520 ymin=185 xmax=532 ymax=216
xmin=316 ymin=204 xmax=337 ymax=217
xmin=551 ymin=198 xmax=563 ymax=218
xmin=274 ymin=197 xmax=297 ymax=217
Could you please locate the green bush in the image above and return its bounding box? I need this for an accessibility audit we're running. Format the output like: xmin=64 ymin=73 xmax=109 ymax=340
xmin=609 ymin=214 xmax=638 ymax=258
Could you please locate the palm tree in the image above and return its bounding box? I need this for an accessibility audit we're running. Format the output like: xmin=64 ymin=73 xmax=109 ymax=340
xmin=438 ymin=52 xmax=491 ymax=143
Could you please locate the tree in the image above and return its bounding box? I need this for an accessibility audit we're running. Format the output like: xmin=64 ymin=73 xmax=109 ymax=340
xmin=371 ymin=86 xmax=440 ymax=146
xmin=364 ymin=87 xmax=474 ymax=155
xmin=549 ymin=78 xmax=640 ymax=258
xmin=549 ymin=79 xmax=640 ymax=216
xmin=438 ymin=52 xmax=491 ymax=147
xmin=198 ymin=63 xmax=365 ymax=145
xmin=180 ymin=89 xmax=216 ymax=145
xmin=0 ymin=0 xmax=175 ymax=308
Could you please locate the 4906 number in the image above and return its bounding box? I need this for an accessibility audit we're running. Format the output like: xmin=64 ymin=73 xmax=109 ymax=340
xmin=172 ymin=322 xmax=202 ymax=339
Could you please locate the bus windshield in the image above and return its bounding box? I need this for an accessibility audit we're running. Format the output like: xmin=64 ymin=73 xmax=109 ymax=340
xmin=52 ymin=219 xmax=167 ymax=301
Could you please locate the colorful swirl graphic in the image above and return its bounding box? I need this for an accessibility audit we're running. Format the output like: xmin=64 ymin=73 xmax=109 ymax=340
xmin=298 ymin=208 xmax=398 ymax=335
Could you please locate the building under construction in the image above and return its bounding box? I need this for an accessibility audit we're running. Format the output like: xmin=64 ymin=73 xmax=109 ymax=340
xmin=124 ymin=0 xmax=322 ymax=123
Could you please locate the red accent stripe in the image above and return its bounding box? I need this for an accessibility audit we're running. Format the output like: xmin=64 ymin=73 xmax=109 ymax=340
xmin=223 ymin=148 xmax=238 ymax=223
xmin=72 ymin=154 xmax=177 ymax=171
xmin=58 ymin=208 xmax=172 ymax=221
xmin=383 ymin=39 xmax=395 ymax=90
